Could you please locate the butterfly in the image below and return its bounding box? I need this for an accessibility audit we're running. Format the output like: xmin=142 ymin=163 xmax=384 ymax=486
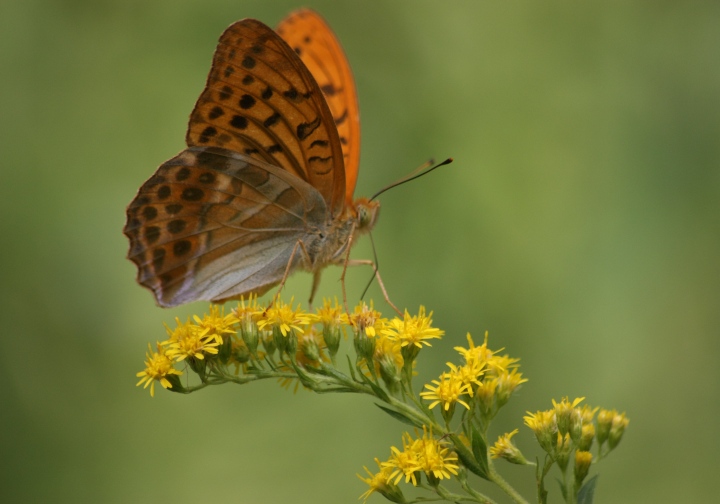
xmin=124 ymin=9 xmax=387 ymax=309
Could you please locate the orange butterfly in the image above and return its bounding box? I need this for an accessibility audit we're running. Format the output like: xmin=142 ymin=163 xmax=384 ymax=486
xmin=124 ymin=9 xmax=389 ymax=309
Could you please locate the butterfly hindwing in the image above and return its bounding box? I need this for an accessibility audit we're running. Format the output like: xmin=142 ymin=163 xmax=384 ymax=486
xmin=125 ymin=147 xmax=328 ymax=307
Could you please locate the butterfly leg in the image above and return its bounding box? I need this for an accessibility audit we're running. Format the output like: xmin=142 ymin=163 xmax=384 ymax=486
xmin=308 ymin=270 xmax=323 ymax=310
xmin=341 ymin=258 xmax=402 ymax=316
xmin=271 ymin=238 xmax=313 ymax=307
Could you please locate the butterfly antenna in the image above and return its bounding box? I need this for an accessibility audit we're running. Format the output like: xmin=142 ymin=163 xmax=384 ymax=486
xmin=360 ymin=231 xmax=380 ymax=301
xmin=370 ymin=157 xmax=453 ymax=201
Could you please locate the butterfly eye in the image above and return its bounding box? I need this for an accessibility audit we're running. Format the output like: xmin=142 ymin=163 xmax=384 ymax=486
xmin=356 ymin=201 xmax=379 ymax=230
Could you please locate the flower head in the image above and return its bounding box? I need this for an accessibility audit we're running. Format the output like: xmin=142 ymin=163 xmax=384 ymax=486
xmin=382 ymin=306 xmax=443 ymax=363
xmin=489 ymin=429 xmax=528 ymax=464
xmin=383 ymin=435 xmax=422 ymax=486
xmin=163 ymin=317 xmax=221 ymax=362
xmin=256 ymin=297 xmax=312 ymax=337
xmin=350 ymin=301 xmax=386 ymax=337
xmin=420 ymin=365 xmax=472 ymax=412
xmin=358 ymin=458 xmax=403 ymax=503
xmin=136 ymin=343 xmax=182 ymax=397
xmin=315 ymin=298 xmax=349 ymax=356
xmin=193 ymin=305 xmax=238 ymax=344
xmin=373 ymin=333 xmax=404 ymax=391
xmin=415 ymin=427 xmax=459 ymax=481
xmin=524 ymin=409 xmax=558 ymax=454
xmin=382 ymin=428 xmax=459 ymax=486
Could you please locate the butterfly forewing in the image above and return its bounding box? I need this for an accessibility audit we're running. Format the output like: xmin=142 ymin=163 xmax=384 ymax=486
xmin=276 ymin=9 xmax=361 ymax=206
xmin=187 ymin=18 xmax=347 ymax=216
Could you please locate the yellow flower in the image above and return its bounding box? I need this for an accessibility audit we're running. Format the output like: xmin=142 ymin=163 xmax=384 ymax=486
xmin=455 ymin=332 xmax=521 ymax=378
xmin=136 ymin=343 xmax=182 ymax=397
xmin=349 ymin=301 xmax=386 ymax=337
xmin=383 ymin=436 xmax=422 ymax=486
xmin=316 ymin=298 xmax=349 ymax=356
xmin=489 ymin=429 xmax=528 ymax=464
xmin=256 ymin=297 xmax=312 ymax=337
xmin=524 ymin=409 xmax=558 ymax=454
xmin=383 ymin=428 xmax=459 ymax=486
xmin=578 ymin=404 xmax=599 ymax=425
xmin=233 ymin=295 xmax=261 ymax=352
xmin=453 ymin=359 xmax=485 ymax=392
xmin=416 ymin=427 xmax=459 ymax=480
xmin=420 ymin=367 xmax=472 ymax=411
xmin=474 ymin=376 xmax=499 ymax=412
xmin=495 ymin=367 xmax=528 ymax=405
xmin=357 ymin=458 xmax=401 ymax=503
xmin=233 ymin=294 xmax=261 ymax=321
xmin=455 ymin=332 xmax=495 ymax=367
xmin=382 ymin=306 xmax=444 ymax=360
xmin=315 ymin=297 xmax=350 ymax=327
xmin=163 ymin=317 xmax=221 ymax=362
xmin=193 ymin=304 xmax=238 ymax=344
xmin=373 ymin=333 xmax=404 ymax=390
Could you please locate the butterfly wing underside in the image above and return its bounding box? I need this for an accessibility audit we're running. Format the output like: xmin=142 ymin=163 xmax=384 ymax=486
xmin=276 ymin=9 xmax=361 ymax=206
xmin=125 ymin=148 xmax=329 ymax=306
xmin=124 ymin=17 xmax=349 ymax=307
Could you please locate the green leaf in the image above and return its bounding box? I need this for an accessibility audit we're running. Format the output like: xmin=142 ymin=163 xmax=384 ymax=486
xmin=357 ymin=369 xmax=390 ymax=402
xmin=470 ymin=424 xmax=489 ymax=477
xmin=164 ymin=373 xmax=186 ymax=394
xmin=374 ymin=403 xmax=418 ymax=426
xmin=346 ymin=355 xmax=358 ymax=380
xmin=578 ymin=475 xmax=599 ymax=504
xmin=451 ymin=434 xmax=490 ymax=480
xmin=557 ymin=478 xmax=567 ymax=501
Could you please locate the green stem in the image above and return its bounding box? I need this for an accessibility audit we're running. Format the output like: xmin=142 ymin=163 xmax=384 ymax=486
xmin=487 ymin=461 xmax=530 ymax=504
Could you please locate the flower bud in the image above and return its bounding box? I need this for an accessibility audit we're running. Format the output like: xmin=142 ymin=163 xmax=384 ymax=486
xmin=553 ymin=397 xmax=584 ymax=436
xmin=378 ymin=482 xmax=406 ymax=503
xmin=187 ymin=355 xmax=206 ymax=376
xmin=260 ymin=330 xmax=276 ymax=356
xmin=354 ymin=327 xmax=376 ymax=364
xmin=239 ymin=317 xmax=259 ymax=354
xmin=233 ymin=341 xmax=251 ymax=364
xmin=608 ymin=412 xmax=629 ymax=450
xmin=574 ymin=450 xmax=593 ymax=487
xmin=300 ymin=334 xmax=320 ymax=363
xmin=489 ymin=430 xmax=529 ymax=465
xmin=578 ymin=422 xmax=595 ymax=452
xmin=218 ymin=335 xmax=233 ymax=363
xmin=377 ymin=354 xmax=401 ymax=394
xmin=596 ymin=409 xmax=614 ymax=446
xmin=555 ymin=433 xmax=572 ymax=472
xmin=322 ymin=323 xmax=342 ymax=357
xmin=524 ymin=410 xmax=558 ymax=455
xmin=570 ymin=408 xmax=583 ymax=444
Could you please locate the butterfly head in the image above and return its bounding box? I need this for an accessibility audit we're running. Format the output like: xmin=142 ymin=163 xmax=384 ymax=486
xmin=352 ymin=197 xmax=380 ymax=233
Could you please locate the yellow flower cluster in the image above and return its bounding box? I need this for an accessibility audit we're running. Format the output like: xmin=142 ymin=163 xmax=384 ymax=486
xmin=136 ymin=297 xmax=444 ymax=396
xmin=420 ymin=331 xmax=528 ymax=422
xmin=522 ymin=397 xmax=629 ymax=487
xmin=359 ymin=427 xmax=459 ymax=502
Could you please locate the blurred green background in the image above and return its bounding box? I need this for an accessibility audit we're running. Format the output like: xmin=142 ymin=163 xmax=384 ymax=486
xmin=2 ymin=1 xmax=718 ymax=502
